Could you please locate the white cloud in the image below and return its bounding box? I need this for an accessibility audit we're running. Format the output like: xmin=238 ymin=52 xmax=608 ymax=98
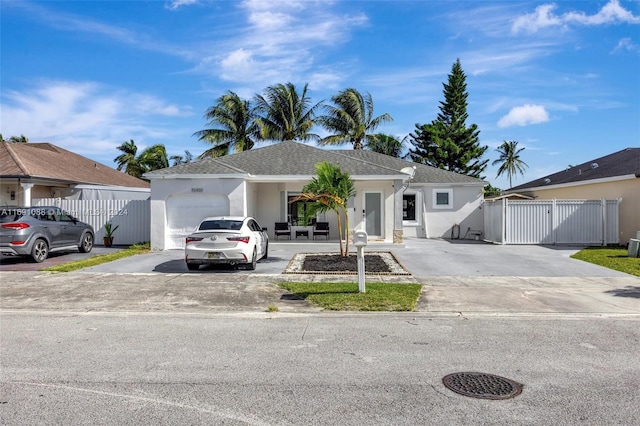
xmin=612 ymin=37 xmax=640 ymax=54
xmin=497 ymin=104 xmax=550 ymax=128
xmin=0 ymin=81 xmax=192 ymax=160
xmin=512 ymin=4 xmax=564 ymax=34
xmin=198 ymin=0 xmax=368 ymax=86
xmin=512 ymin=0 xmax=640 ymax=34
xmin=564 ymin=0 xmax=640 ymax=25
xmin=165 ymin=0 xmax=198 ymax=11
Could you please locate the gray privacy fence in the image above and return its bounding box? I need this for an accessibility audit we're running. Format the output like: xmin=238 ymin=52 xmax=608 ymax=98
xmin=484 ymin=199 xmax=620 ymax=245
xmin=33 ymin=198 xmax=150 ymax=246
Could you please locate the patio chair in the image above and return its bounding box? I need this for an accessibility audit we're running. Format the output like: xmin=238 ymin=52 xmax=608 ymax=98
xmin=313 ymin=222 xmax=330 ymax=240
xmin=274 ymin=222 xmax=291 ymax=240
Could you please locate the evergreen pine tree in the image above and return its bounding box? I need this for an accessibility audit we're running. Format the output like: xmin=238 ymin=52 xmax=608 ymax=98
xmin=408 ymin=59 xmax=488 ymax=178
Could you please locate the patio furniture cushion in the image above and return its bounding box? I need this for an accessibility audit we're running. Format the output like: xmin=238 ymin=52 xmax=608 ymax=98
xmin=274 ymin=222 xmax=291 ymax=239
xmin=313 ymin=222 xmax=329 ymax=239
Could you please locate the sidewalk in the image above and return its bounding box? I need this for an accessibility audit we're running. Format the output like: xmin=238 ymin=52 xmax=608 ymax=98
xmin=1 ymin=270 xmax=638 ymax=316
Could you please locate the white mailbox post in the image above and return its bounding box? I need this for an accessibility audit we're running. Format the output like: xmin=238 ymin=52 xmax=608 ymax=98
xmin=353 ymin=230 xmax=368 ymax=293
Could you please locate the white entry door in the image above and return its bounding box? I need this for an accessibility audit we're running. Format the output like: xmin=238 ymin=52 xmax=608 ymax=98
xmin=364 ymin=192 xmax=383 ymax=238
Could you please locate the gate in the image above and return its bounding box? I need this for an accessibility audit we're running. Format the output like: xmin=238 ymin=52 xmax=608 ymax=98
xmin=483 ymin=199 xmax=620 ymax=245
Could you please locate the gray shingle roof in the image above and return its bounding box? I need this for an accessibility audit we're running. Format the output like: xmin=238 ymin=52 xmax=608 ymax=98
xmin=510 ymin=147 xmax=640 ymax=191
xmin=147 ymin=141 xmax=485 ymax=184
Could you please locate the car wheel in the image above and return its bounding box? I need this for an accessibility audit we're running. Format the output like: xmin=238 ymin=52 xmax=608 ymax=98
xmin=186 ymin=262 xmax=200 ymax=271
xmin=79 ymin=232 xmax=94 ymax=253
xmin=31 ymin=238 xmax=49 ymax=263
xmin=263 ymin=243 xmax=268 ymax=259
xmin=246 ymin=248 xmax=257 ymax=270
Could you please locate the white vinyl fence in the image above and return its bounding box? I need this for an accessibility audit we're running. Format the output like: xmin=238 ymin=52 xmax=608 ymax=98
xmin=33 ymin=199 xmax=150 ymax=246
xmin=484 ymin=199 xmax=620 ymax=245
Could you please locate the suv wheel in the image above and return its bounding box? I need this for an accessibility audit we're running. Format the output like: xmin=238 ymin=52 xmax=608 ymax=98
xmin=79 ymin=232 xmax=94 ymax=253
xmin=31 ymin=239 xmax=49 ymax=263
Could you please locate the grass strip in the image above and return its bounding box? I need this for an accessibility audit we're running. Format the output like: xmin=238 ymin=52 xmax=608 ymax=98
xmin=278 ymin=281 xmax=423 ymax=311
xmin=41 ymin=242 xmax=151 ymax=273
xmin=571 ymin=246 xmax=640 ymax=277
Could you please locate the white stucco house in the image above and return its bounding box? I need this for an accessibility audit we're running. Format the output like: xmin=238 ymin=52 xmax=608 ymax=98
xmin=145 ymin=141 xmax=486 ymax=250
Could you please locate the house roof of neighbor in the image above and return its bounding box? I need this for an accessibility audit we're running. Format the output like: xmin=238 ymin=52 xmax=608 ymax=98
xmin=509 ymin=147 xmax=640 ymax=191
xmin=1 ymin=142 xmax=149 ymax=188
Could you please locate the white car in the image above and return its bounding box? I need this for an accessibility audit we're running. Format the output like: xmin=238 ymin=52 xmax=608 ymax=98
xmin=184 ymin=216 xmax=268 ymax=271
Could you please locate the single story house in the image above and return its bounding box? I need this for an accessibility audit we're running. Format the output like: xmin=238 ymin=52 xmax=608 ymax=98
xmin=145 ymin=141 xmax=486 ymax=250
xmin=0 ymin=142 xmax=150 ymax=205
xmin=506 ymin=147 xmax=640 ymax=244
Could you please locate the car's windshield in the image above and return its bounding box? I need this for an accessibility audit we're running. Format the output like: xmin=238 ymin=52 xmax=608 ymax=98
xmin=199 ymin=220 xmax=242 ymax=231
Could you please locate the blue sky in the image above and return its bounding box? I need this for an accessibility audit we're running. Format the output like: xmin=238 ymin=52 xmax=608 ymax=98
xmin=1 ymin=0 xmax=639 ymax=189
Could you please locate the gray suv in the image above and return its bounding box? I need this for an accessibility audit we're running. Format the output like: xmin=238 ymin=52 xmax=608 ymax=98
xmin=0 ymin=206 xmax=94 ymax=263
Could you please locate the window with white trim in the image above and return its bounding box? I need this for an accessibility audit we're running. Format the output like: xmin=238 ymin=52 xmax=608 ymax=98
xmin=433 ymin=189 xmax=453 ymax=209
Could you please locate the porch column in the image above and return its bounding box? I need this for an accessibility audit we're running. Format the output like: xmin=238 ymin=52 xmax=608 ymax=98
xmin=20 ymin=183 xmax=34 ymax=207
xmin=393 ymin=179 xmax=404 ymax=244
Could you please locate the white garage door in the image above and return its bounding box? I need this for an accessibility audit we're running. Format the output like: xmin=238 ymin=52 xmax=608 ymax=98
xmin=166 ymin=194 xmax=230 ymax=249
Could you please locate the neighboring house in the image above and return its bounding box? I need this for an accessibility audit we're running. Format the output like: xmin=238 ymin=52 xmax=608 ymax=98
xmin=145 ymin=141 xmax=486 ymax=250
xmin=506 ymin=147 xmax=640 ymax=244
xmin=0 ymin=142 xmax=150 ymax=205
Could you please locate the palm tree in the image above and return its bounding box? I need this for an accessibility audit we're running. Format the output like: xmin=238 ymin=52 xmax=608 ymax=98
xmin=138 ymin=144 xmax=169 ymax=172
xmin=318 ymin=88 xmax=393 ymax=149
xmin=114 ymin=139 xmax=143 ymax=177
xmin=170 ymin=150 xmax=193 ymax=166
xmin=193 ymin=91 xmax=261 ymax=159
xmin=492 ymin=140 xmax=528 ymax=188
xmin=366 ymin=133 xmax=407 ymax=157
xmin=254 ymin=82 xmax=323 ymax=142
xmin=290 ymin=162 xmax=356 ymax=256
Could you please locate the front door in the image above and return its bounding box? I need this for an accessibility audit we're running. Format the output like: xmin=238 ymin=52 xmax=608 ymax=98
xmin=364 ymin=192 xmax=383 ymax=238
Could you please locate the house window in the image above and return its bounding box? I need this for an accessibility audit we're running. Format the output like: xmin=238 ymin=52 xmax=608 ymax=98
xmin=403 ymin=194 xmax=416 ymax=221
xmin=433 ymin=189 xmax=453 ymax=209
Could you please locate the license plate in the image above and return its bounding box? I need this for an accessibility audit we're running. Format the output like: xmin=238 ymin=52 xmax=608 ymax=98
xmin=207 ymin=252 xmax=221 ymax=259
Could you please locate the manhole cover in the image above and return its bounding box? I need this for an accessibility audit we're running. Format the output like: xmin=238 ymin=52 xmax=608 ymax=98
xmin=442 ymin=372 xmax=523 ymax=400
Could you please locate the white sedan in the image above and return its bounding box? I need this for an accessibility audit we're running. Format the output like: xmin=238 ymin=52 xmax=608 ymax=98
xmin=185 ymin=216 xmax=268 ymax=271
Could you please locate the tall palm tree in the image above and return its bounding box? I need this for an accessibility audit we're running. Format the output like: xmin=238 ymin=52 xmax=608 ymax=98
xmin=114 ymin=139 xmax=143 ymax=177
xmin=366 ymin=133 xmax=407 ymax=158
xmin=492 ymin=140 xmax=529 ymax=188
xmin=138 ymin=144 xmax=169 ymax=172
xmin=290 ymin=162 xmax=356 ymax=256
xmin=254 ymin=82 xmax=323 ymax=142
xmin=193 ymin=91 xmax=261 ymax=159
xmin=319 ymin=88 xmax=393 ymax=149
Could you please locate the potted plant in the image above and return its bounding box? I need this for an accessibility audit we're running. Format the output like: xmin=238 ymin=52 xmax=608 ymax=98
xmin=103 ymin=222 xmax=119 ymax=247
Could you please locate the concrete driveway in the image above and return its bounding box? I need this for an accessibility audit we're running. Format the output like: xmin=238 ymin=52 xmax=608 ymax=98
xmin=78 ymin=238 xmax=630 ymax=278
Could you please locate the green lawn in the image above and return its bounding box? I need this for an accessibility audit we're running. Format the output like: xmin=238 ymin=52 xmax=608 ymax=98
xmin=278 ymin=282 xmax=423 ymax=311
xmin=571 ymin=246 xmax=640 ymax=277
xmin=41 ymin=242 xmax=151 ymax=272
